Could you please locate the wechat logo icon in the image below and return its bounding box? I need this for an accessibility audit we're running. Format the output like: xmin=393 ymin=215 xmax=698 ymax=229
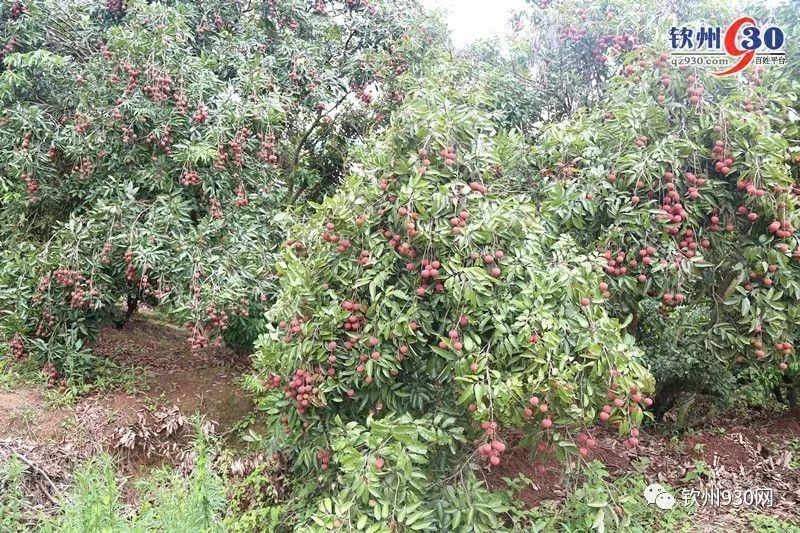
xmin=644 ymin=483 xmax=676 ymax=510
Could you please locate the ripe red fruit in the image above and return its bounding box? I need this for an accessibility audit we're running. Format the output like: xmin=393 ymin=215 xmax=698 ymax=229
xmin=523 ymin=407 xmax=533 ymax=417
xmin=490 ymin=267 xmax=501 ymax=278
xmin=541 ymin=418 xmax=552 ymax=429
xmin=580 ymin=297 xmax=590 ymax=307
xmin=374 ymin=457 xmax=385 ymax=470
xmin=489 ymin=455 xmax=500 ymax=466
xmin=599 ymin=411 xmax=610 ymax=422
xmin=491 ymin=440 xmax=506 ymax=453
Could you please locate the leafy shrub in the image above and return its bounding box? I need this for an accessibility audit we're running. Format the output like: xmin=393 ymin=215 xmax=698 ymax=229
xmin=246 ymin=68 xmax=653 ymax=529
xmin=0 ymin=456 xmax=30 ymax=532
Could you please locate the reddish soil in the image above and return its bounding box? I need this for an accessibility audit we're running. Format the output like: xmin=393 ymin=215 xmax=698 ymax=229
xmin=485 ymin=409 xmax=800 ymax=526
xmin=484 ymin=446 xmax=563 ymax=506
xmin=93 ymin=315 xmax=253 ymax=431
xmin=0 ymin=386 xmax=71 ymax=442
xmin=0 ymin=314 xmax=254 ymax=474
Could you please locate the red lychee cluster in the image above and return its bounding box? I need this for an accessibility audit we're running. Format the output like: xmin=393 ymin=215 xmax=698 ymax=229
xmin=205 ymin=303 xmax=229 ymax=330
xmin=473 ymin=249 xmax=505 ymax=278
xmin=449 ymin=210 xmax=469 ymax=235
xmin=439 ymin=146 xmax=456 ymax=167
xmin=383 ymin=227 xmax=416 ymax=258
xmin=686 ymin=75 xmax=704 ymax=105
xmin=521 ymin=395 xmax=552 ymax=429
xmin=602 ymin=249 xmax=634 ymax=278
xmin=438 ymin=321 xmax=464 ymax=352
xmin=322 ymin=222 xmax=351 ymax=253
xmin=35 ymin=307 xmax=56 ymax=337
xmin=235 ymin=185 xmax=248 ymax=208
xmin=355 ymin=249 xmax=371 ymax=267
xmin=711 ymin=139 xmax=734 ymax=175
xmin=123 ymin=248 xmax=137 ymax=282
xmin=181 ymin=170 xmax=200 ymax=186
xmin=468 ymin=181 xmax=487 ymax=195
xmin=478 ymin=439 xmax=506 ymax=466
xmin=283 ymin=368 xmax=323 ymax=416
xmin=42 ymin=362 xmax=59 ymax=383
xmin=9 ymin=334 xmax=26 ymax=360
xmin=576 ymin=432 xmax=598 ymax=458
xmin=278 ymin=314 xmax=310 ymax=343
xmin=285 ymin=239 xmax=308 ymax=257
xmin=71 ymin=157 xmax=95 ymax=181
xmin=262 ymin=373 xmax=282 ymax=390
xmin=767 ymin=219 xmax=794 ymax=239
xmin=192 ymin=102 xmax=208 ymax=124
xmin=316 ymin=449 xmax=332 ymax=469
xmin=10 ymin=1 xmax=27 ymax=20
xmin=415 ymin=258 xmax=444 ymax=296
xmin=209 ymin=198 xmax=223 ymax=219
xmin=104 ymin=0 xmax=124 ymax=14
xmin=599 ymin=385 xmax=652 ymax=448
xmin=229 ymin=128 xmax=250 ymax=167
xmin=340 ymin=300 xmax=367 ymax=332
xmin=23 ymin=172 xmax=38 ymax=200
xmin=74 ymin=112 xmax=92 ymax=135
xmin=257 ymin=133 xmax=278 ymax=164
xmin=143 ymin=73 xmax=173 ymax=103
xmin=675 ymin=227 xmax=700 ymax=258
xmin=186 ymin=324 xmax=208 ymax=350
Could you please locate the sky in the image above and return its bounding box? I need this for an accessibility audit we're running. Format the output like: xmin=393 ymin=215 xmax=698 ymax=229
xmin=422 ymin=0 xmax=528 ymax=47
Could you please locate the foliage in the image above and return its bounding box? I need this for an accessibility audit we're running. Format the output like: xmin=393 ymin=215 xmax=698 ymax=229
xmin=0 ymin=456 xmax=30 ymax=532
xmin=246 ymin=62 xmax=653 ymax=529
xmin=0 ymin=0 xmax=439 ymax=378
xmin=636 ymin=299 xmax=735 ymax=418
xmin=38 ymin=424 xmax=227 ymax=533
xmin=522 ymin=461 xmax=693 ymax=532
xmin=527 ymin=35 xmax=800 ymax=408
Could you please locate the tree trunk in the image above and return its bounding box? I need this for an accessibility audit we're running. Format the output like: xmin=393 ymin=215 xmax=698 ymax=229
xmin=114 ymin=292 xmax=138 ymax=329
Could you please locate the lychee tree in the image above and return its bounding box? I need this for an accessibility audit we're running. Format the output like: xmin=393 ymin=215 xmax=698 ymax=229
xmin=0 ymin=0 xmax=440 ymax=375
xmin=246 ymin=74 xmax=653 ymax=529
xmin=528 ymin=43 xmax=800 ymax=410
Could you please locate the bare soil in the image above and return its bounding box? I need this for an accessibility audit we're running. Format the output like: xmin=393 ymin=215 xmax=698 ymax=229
xmin=0 ymin=315 xmax=253 ymax=475
xmin=484 ymin=408 xmax=800 ymax=529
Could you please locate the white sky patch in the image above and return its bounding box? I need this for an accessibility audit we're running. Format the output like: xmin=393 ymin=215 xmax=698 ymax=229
xmin=422 ymin=0 xmax=528 ymax=47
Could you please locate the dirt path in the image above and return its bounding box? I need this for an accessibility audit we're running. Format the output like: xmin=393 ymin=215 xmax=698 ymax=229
xmin=0 ymin=315 xmax=253 ymax=474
